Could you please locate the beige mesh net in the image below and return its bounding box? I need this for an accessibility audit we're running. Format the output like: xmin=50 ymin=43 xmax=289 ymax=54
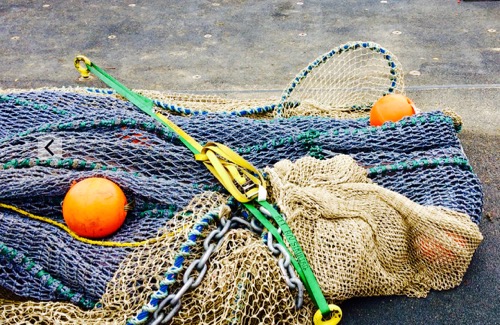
xmin=278 ymin=42 xmax=404 ymax=118
xmin=267 ymin=155 xmax=483 ymax=300
xmin=0 ymin=155 xmax=482 ymax=324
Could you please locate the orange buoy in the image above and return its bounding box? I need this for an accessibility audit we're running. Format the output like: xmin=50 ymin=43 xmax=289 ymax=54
xmin=416 ymin=235 xmax=454 ymax=264
xmin=120 ymin=127 xmax=150 ymax=146
xmin=415 ymin=231 xmax=468 ymax=264
xmin=369 ymin=94 xmax=416 ymax=126
xmin=62 ymin=177 xmax=127 ymax=238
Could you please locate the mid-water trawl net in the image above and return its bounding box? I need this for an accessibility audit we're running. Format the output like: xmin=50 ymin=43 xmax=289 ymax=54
xmin=0 ymin=41 xmax=484 ymax=324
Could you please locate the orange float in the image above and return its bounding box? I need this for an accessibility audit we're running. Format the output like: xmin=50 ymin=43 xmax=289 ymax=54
xmin=369 ymin=94 xmax=416 ymax=126
xmin=62 ymin=177 xmax=127 ymax=238
xmin=416 ymin=231 xmax=468 ymax=264
xmin=120 ymin=127 xmax=150 ymax=146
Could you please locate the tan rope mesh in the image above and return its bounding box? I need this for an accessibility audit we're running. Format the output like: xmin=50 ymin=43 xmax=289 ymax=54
xmin=279 ymin=45 xmax=404 ymax=118
xmin=442 ymin=108 xmax=463 ymax=130
xmin=170 ymin=230 xmax=313 ymax=325
xmin=267 ymin=155 xmax=483 ymax=299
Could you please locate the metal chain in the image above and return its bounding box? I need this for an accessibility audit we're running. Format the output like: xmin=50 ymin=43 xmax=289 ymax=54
xmin=148 ymin=213 xmax=304 ymax=324
xmin=267 ymin=231 xmax=304 ymax=308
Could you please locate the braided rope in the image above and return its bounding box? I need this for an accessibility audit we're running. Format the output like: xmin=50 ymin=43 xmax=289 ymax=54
xmin=127 ymin=207 xmax=224 ymax=325
xmin=85 ymin=87 xmax=278 ymax=117
xmin=367 ymin=156 xmax=473 ymax=176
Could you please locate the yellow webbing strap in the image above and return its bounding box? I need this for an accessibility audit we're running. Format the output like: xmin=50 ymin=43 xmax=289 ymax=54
xmin=195 ymin=142 xmax=266 ymax=203
xmin=154 ymin=111 xmax=203 ymax=153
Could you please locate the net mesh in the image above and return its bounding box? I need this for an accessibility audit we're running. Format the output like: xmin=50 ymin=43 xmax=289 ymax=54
xmin=267 ymin=156 xmax=483 ymax=299
xmin=278 ymin=41 xmax=404 ymax=117
xmin=0 ymin=41 xmax=483 ymax=324
xmin=0 ymin=155 xmax=483 ymax=324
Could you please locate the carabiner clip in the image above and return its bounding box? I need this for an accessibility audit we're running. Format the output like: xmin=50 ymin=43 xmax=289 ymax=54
xmin=74 ymin=55 xmax=92 ymax=78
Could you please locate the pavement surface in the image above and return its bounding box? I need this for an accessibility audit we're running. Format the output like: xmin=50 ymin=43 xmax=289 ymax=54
xmin=0 ymin=1 xmax=498 ymax=324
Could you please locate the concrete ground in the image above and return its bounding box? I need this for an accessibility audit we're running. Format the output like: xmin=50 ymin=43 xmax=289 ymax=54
xmin=0 ymin=1 xmax=498 ymax=324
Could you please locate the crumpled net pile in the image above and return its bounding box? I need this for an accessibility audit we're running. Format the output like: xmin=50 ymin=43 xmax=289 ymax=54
xmin=0 ymin=42 xmax=484 ymax=324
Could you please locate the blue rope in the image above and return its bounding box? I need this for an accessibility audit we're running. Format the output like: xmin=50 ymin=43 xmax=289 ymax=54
xmin=126 ymin=208 xmax=220 ymax=325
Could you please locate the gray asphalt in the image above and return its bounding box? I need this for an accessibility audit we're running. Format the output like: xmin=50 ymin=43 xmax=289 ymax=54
xmin=0 ymin=1 xmax=498 ymax=324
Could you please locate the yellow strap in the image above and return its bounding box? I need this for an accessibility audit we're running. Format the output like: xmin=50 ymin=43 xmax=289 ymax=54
xmin=0 ymin=203 xmax=182 ymax=248
xmin=195 ymin=142 xmax=266 ymax=203
xmin=155 ymin=112 xmax=203 ymax=153
xmin=158 ymin=112 xmax=265 ymax=202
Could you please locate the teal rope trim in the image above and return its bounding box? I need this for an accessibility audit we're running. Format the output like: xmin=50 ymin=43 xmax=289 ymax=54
xmin=0 ymin=157 xmax=135 ymax=175
xmin=0 ymin=94 xmax=70 ymax=116
xmin=84 ymin=87 xmax=278 ymax=117
xmin=0 ymin=116 xmax=178 ymax=145
xmin=276 ymin=41 xmax=400 ymax=116
xmin=235 ymin=113 xmax=455 ymax=155
xmin=367 ymin=156 xmax=472 ymax=176
xmin=0 ymin=241 xmax=98 ymax=309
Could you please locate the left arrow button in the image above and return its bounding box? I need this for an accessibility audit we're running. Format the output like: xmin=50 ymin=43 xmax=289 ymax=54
xmin=44 ymin=139 xmax=55 ymax=156
xmin=38 ymin=136 xmax=62 ymax=159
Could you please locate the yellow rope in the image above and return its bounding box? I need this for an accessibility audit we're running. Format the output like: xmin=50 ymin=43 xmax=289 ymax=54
xmin=0 ymin=203 xmax=181 ymax=247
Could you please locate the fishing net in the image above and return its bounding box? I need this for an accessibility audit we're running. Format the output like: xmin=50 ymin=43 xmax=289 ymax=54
xmin=0 ymin=41 xmax=483 ymax=324
xmin=267 ymin=155 xmax=483 ymax=299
